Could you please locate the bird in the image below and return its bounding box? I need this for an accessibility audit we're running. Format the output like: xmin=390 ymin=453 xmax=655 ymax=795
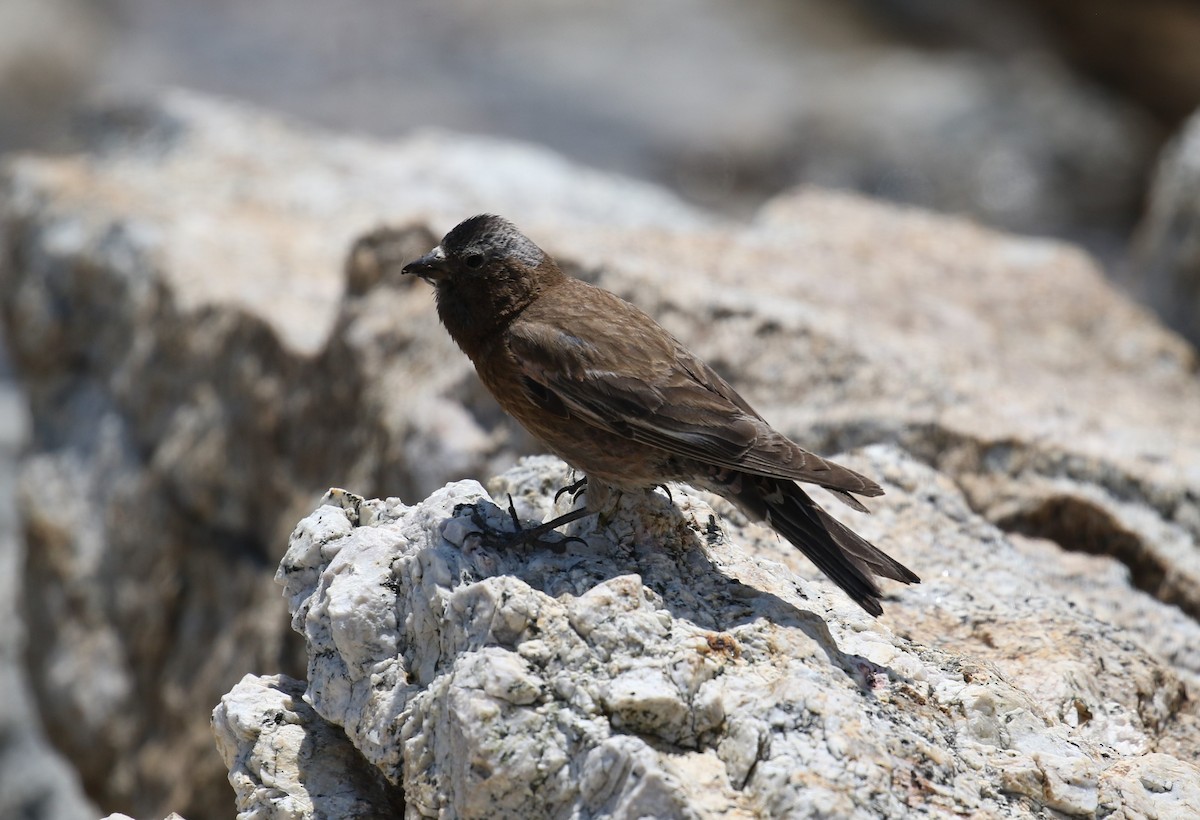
xmin=402 ymin=214 xmax=918 ymax=616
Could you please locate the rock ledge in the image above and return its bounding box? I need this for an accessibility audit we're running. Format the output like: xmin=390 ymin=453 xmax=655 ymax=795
xmin=215 ymin=451 xmax=1200 ymax=819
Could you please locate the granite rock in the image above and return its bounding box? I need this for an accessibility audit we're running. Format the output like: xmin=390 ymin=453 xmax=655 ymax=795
xmin=232 ymin=450 xmax=1199 ymax=818
xmin=212 ymin=673 xmax=402 ymax=819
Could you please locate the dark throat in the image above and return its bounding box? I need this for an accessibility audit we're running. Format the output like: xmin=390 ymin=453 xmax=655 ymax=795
xmin=436 ymin=261 xmax=565 ymax=361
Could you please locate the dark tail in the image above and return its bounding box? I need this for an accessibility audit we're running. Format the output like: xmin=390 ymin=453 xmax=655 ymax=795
xmin=722 ymin=473 xmax=919 ymax=616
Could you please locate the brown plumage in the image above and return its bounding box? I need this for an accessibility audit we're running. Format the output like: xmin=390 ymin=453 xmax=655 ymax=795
xmin=403 ymin=214 xmax=919 ymax=615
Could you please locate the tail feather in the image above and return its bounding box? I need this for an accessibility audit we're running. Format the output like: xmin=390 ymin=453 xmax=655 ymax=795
xmin=826 ymin=488 xmax=869 ymax=513
xmin=810 ymin=500 xmax=920 ymax=584
xmin=720 ymin=473 xmax=919 ymax=616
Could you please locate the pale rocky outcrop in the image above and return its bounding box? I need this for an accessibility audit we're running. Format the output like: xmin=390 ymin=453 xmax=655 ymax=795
xmin=212 ymin=450 xmax=1199 ymax=818
xmin=212 ymin=674 xmax=402 ymax=819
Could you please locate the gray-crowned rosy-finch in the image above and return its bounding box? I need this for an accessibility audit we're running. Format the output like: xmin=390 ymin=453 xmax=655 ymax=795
xmin=403 ymin=214 xmax=918 ymax=615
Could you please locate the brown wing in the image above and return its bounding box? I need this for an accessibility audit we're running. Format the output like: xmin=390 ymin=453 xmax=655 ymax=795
xmin=507 ymin=285 xmax=882 ymax=500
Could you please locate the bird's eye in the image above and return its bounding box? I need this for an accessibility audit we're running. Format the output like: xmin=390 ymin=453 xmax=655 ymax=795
xmin=464 ymin=253 xmax=485 ymax=269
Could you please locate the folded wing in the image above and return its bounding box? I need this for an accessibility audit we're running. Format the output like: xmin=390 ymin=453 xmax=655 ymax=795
xmin=507 ymin=301 xmax=882 ymax=502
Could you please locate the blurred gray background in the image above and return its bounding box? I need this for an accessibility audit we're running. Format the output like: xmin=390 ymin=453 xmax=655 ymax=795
xmin=2 ymin=0 xmax=1198 ymax=816
xmin=5 ymin=0 xmax=1197 ymax=234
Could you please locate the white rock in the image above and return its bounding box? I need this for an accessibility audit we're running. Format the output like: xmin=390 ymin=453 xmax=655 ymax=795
xmin=234 ymin=453 xmax=1200 ymax=818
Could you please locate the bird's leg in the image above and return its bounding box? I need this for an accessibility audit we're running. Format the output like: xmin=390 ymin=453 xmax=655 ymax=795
xmin=505 ymin=495 xmax=592 ymax=551
xmin=554 ymin=475 xmax=588 ymax=505
xmin=467 ymin=494 xmax=591 ymax=554
xmin=577 ymin=478 xmax=626 ymax=530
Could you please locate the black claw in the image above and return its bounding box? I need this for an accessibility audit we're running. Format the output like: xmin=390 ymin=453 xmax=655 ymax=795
xmin=554 ymin=476 xmax=589 ymax=505
xmin=654 ymin=483 xmax=673 ymax=502
xmin=505 ymin=493 xmax=522 ymax=529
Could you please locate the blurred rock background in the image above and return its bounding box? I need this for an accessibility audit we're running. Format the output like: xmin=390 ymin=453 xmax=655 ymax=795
xmin=5 ymin=1 xmax=1200 ymax=307
xmin=2 ymin=0 xmax=1197 ymax=240
xmin=1 ymin=1 xmax=1199 ymax=818
xmin=4 ymin=0 xmax=1200 ymax=335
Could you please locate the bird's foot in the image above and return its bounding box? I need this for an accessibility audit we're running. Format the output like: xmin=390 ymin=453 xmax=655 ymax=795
xmin=554 ymin=475 xmax=588 ymax=505
xmin=468 ymin=494 xmax=591 ymax=554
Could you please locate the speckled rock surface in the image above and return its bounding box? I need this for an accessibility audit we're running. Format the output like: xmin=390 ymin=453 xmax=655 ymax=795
xmin=212 ymin=674 xmax=402 ymax=819
xmin=242 ymin=450 xmax=1198 ymax=818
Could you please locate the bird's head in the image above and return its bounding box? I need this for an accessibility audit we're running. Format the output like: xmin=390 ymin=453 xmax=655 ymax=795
xmin=402 ymin=214 xmax=546 ymax=284
xmin=403 ymin=214 xmax=566 ymax=351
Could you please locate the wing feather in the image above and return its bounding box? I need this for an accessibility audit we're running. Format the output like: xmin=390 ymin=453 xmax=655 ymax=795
xmin=506 ymin=311 xmax=882 ymax=499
